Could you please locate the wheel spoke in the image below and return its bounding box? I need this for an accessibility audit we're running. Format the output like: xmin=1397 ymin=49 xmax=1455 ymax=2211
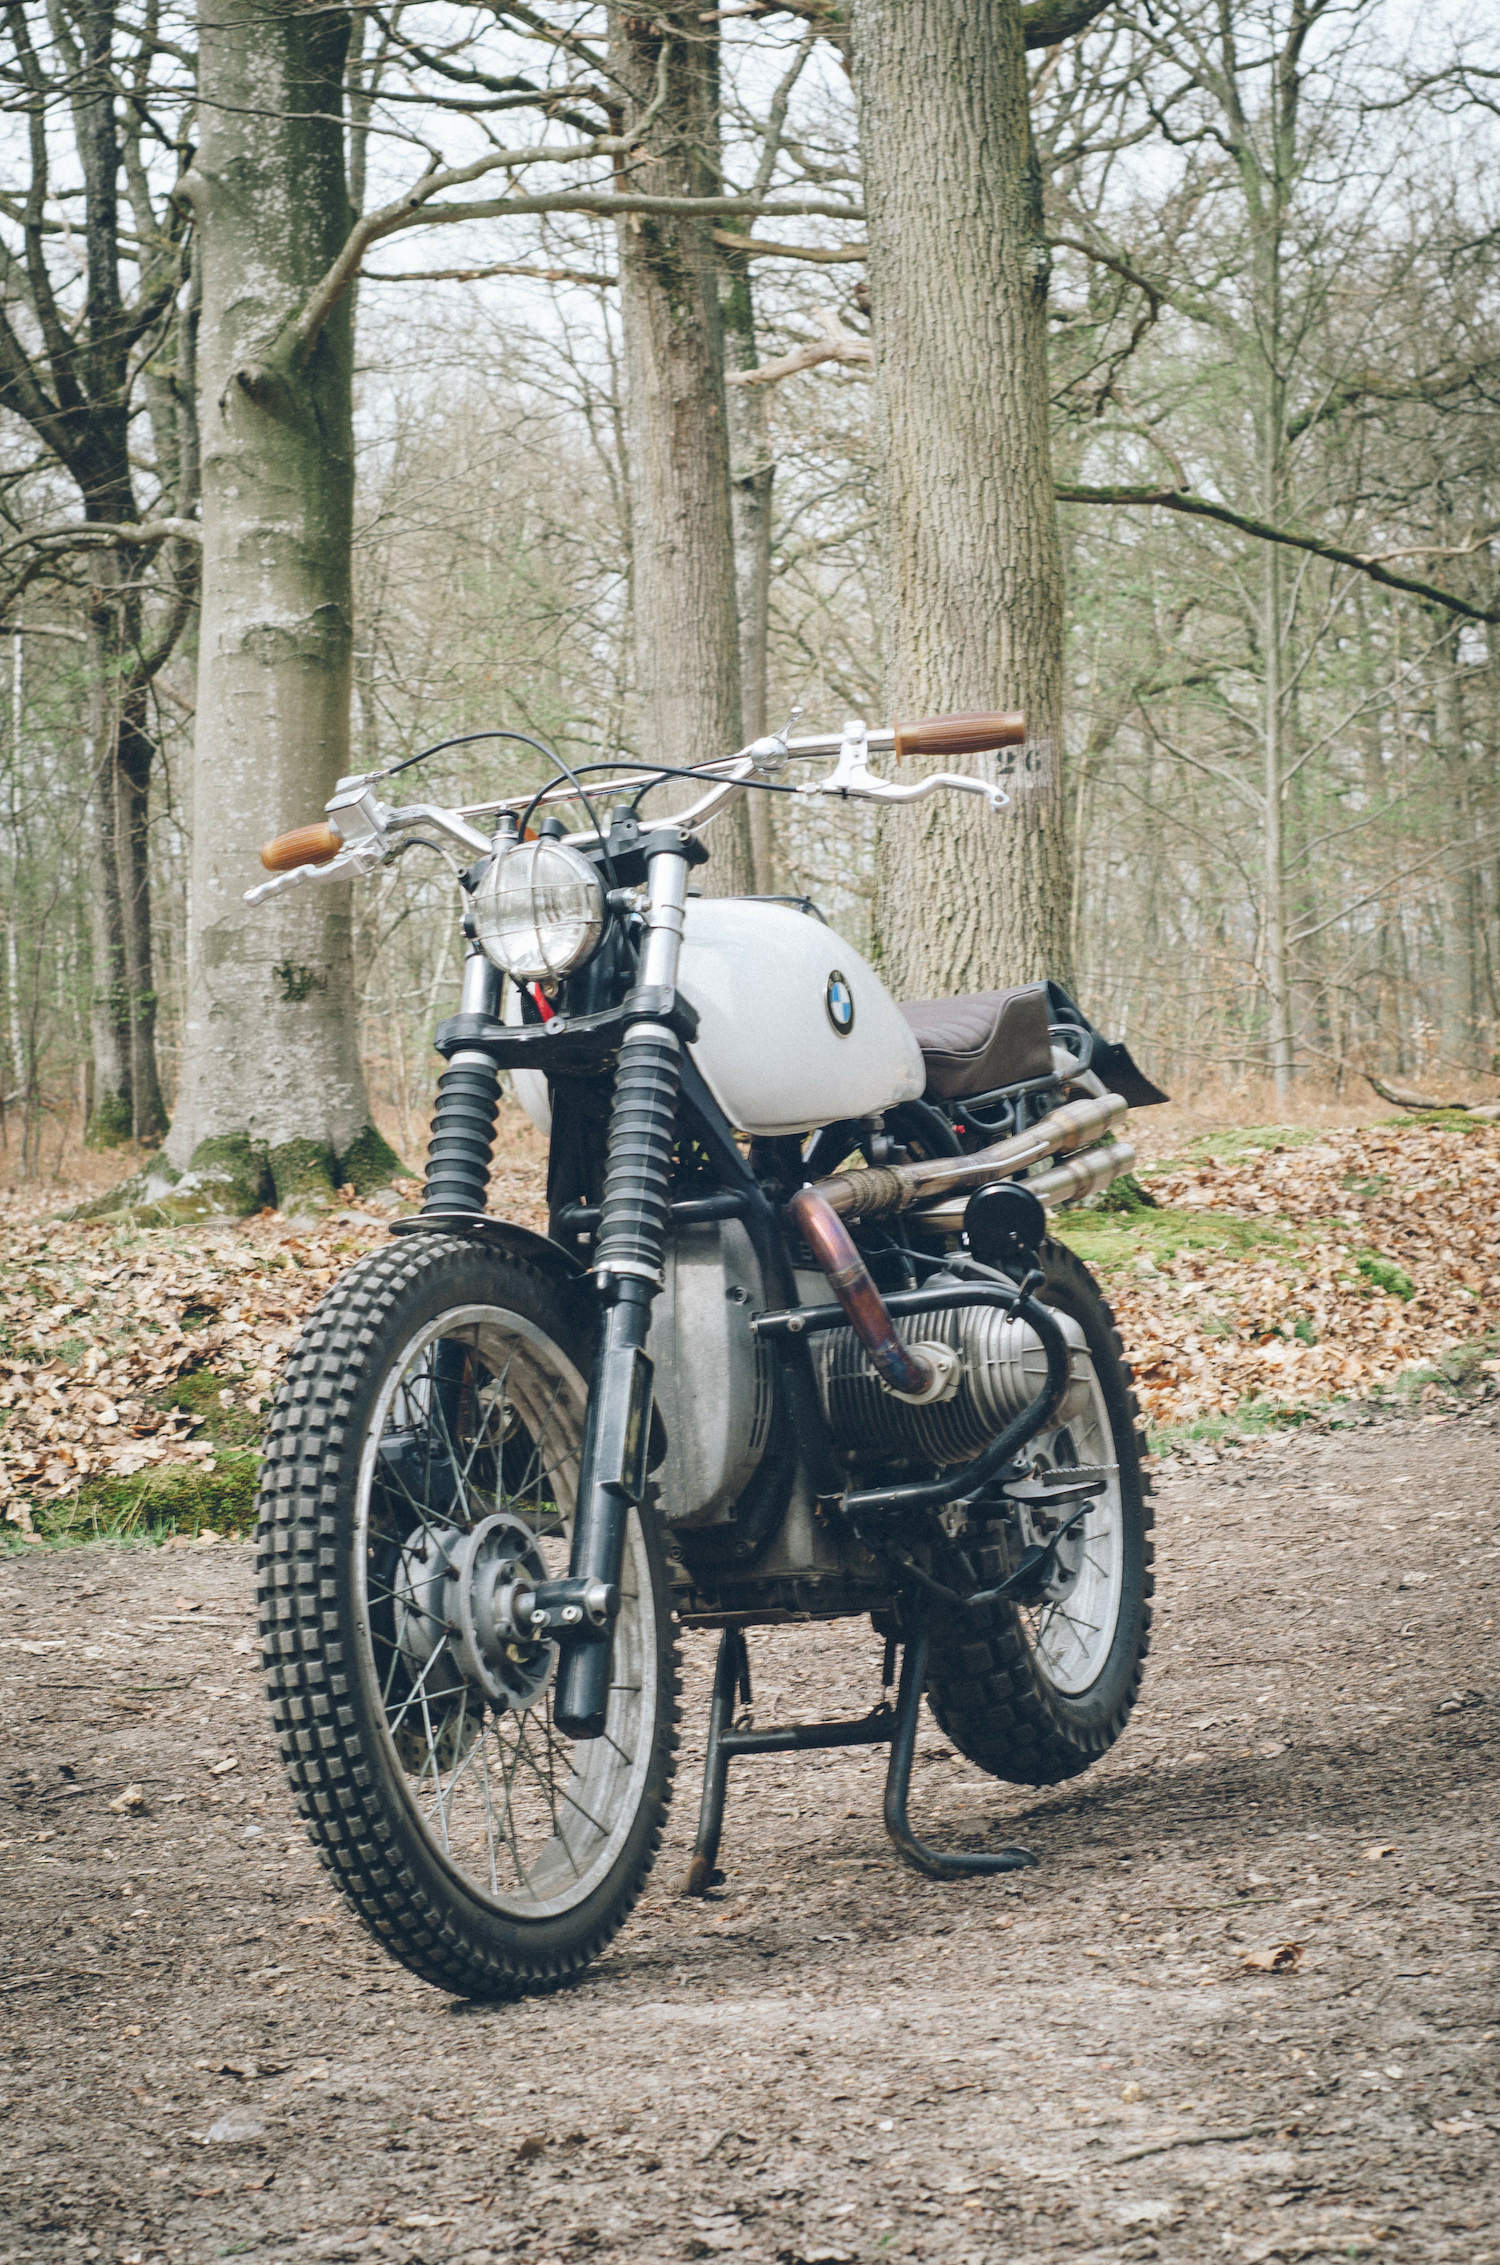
xmin=347 ymin=1301 xmax=657 ymax=1923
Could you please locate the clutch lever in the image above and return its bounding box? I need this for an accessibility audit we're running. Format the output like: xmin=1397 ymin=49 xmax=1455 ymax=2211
xmin=244 ymin=838 xmax=379 ymax=906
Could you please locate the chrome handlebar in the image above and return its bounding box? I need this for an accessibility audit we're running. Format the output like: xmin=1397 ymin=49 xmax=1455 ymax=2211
xmin=244 ymin=716 xmax=1011 ymax=905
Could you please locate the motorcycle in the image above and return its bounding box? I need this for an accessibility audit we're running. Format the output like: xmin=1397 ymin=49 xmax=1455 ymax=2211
xmin=249 ymin=708 xmax=1166 ymax=1999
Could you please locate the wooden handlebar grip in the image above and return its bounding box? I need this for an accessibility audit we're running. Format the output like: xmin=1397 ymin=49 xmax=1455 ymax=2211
xmin=892 ymin=710 xmax=1026 ymax=760
xmin=260 ymin=823 xmax=342 ymax=873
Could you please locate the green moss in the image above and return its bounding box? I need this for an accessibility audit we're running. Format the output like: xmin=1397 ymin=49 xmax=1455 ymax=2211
xmin=86 ymin=1133 xmax=275 ymax=1224
xmin=1082 ymin=1169 xmax=1156 ymax=1215
xmin=1150 ymin=1395 xmax=1326 ymax=1456
xmin=1356 ymin=1252 xmax=1416 ymax=1301
xmin=21 ymin=1451 xmax=261 ymax=1546
xmin=84 ymin=1090 xmax=135 ymax=1151
xmin=1052 ymin=1204 xmax=1296 ymax=1274
xmin=162 ymin=1367 xmax=262 ymax=1449
xmin=1384 ymin=1109 xmax=1488 ymax=1133
xmin=337 ymin=1121 xmax=406 ymax=1194
xmin=1341 ymin=1171 xmax=1389 ymax=1196
xmin=1175 ymin=1125 xmax=1329 ymax=1162
xmin=69 ymin=1156 xmax=182 ymax=1221
xmin=268 ymin=1136 xmax=339 ymax=1213
xmin=1432 ymin=1332 xmax=1500 ymax=1388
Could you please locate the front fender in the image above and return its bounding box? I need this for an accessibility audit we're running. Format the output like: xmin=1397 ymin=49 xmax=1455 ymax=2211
xmin=389 ymin=1214 xmax=673 ymax=1469
xmin=388 ymin=1213 xmax=588 ymax=1289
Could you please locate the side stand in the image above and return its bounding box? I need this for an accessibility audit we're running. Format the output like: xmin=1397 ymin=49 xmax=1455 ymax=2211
xmin=683 ymin=1623 xmax=1036 ymax=1894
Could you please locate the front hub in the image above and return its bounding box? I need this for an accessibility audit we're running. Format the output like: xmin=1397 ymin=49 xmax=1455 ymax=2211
xmin=395 ymin=1512 xmax=555 ymax=1717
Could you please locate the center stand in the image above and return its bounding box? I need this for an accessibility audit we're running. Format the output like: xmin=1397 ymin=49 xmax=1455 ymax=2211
xmin=683 ymin=1623 xmax=1037 ymax=1895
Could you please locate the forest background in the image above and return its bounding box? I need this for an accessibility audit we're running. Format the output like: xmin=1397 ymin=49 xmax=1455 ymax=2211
xmin=3 ymin=0 xmax=1499 ymax=1196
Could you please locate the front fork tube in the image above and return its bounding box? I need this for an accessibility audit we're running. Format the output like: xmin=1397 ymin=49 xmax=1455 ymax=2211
xmin=554 ymin=843 xmax=690 ymax=1739
xmin=553 ymin=1275 xmax=659 ymax=1737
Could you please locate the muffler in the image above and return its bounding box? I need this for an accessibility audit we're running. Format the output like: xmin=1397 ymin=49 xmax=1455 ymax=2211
xmin=911 ymin=1137 xmax=1139 ymax=1235
xmin=807 ymin=1091 xmax=1127 ymax=1223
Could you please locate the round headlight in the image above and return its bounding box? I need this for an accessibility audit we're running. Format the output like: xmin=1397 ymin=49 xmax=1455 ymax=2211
xmin=472 ymin=838 xmax=607 ymax=982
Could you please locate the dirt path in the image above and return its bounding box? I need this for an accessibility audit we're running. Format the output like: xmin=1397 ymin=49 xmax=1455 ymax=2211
xmin=3 ymin=1404 xmax=1497 ymax=2265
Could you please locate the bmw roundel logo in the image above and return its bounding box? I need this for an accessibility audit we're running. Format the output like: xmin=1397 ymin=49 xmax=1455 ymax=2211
xmin=825 ymin=969 xmax=855 ymax=1035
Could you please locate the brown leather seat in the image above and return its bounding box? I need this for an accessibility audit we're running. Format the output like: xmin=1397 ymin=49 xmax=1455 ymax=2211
xmin=899 ymin=983 xmax=1054 ymax=1101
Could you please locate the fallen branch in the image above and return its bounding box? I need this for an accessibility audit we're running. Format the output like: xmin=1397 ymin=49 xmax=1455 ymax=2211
xmin=1110 ymin=2123 xmax=1278 ymax=2167
xmin=1363 ymin=1073 xmax=1499 ymax=1115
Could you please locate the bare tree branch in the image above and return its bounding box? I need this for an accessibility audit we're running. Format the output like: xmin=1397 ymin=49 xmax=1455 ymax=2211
xmin=285 ymin=190 xmax=864 ymax=365
xmin=1057 ymin=484 xmax=1500 ymax=621
xmin=1022 ymin=0 xmax=1115 ymax=51
xmin=712 ymin=227 xmax=864 ymax=264
xmin=0 ymin=517 xmax=202 ymax=567
xmin=363 ymin=259 xmax=616 ymax=287
xmin=725 ymin=310 xmax=871 ymax=387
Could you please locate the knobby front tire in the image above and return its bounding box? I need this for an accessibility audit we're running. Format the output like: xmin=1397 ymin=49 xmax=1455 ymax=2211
xmin=256 ymin=1233 xmax=679 ymax=2000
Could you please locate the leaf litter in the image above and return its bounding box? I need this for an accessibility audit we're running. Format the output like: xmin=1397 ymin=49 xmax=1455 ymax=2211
xmin=1 ymin=1117 xmax=1496 ymax=1526
xmin=1072 ymin=1116 xmax=1500 ymax=1429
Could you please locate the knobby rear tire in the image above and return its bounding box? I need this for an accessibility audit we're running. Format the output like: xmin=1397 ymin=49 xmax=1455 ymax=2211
xmin=925 ymin=1239 xmax=1154 ymax=1787
xmin=256 ymin=1233 xmax=679 ymax=1999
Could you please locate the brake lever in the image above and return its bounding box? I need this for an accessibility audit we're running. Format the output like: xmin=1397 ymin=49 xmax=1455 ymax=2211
xmin=798 ymin=718 xmax=1010 ymax=811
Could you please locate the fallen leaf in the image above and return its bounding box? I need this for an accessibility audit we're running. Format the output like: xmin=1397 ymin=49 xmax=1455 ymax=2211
xmin=1241 ymin=1942 xmax=1305 ymax=1973
xmin=203 ymin=2111 xmax=268 ymax=2145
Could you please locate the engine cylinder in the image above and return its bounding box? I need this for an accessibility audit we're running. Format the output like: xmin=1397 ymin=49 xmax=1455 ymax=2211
xmin=814 ymin=1300 xmax=1093 ymax=1465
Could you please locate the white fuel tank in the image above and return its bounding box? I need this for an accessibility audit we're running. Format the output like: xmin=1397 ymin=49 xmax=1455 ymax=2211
xmin=678 ymin=898 xmax=925 ymax=1137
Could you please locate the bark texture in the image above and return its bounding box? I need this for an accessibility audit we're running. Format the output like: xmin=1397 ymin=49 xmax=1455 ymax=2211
xmin=612 ymin=8 xmax=750 ymax=894
xmin=171 ymin=0 xmax=375 ymax=1195
xmin=850 ymin=0 xmax=1071 ymax=996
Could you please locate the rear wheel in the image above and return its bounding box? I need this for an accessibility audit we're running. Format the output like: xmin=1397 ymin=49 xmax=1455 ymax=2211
xmin=925 ymin=1239 xmax=1153 ymax=1785
xmin=257 ymin=1233 xmax=678 ymax=1999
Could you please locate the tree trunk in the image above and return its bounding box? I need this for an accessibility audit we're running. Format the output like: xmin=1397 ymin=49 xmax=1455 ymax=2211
xmin=1430 ymin=617 xmax=1478 ymax=1065
xmin=721 ymin=245 xmax=777 ymax=893
xmin=1261 ymin=538 xmax=1295 ymax=1105
xmin=115 ymin=646 xmax=168 ymax=1141
xmin=82 ymin=578 xmax=133 ymax=1148
xmin=74 ymin=0 xmax=170 ymax=1146
xmin=169 ymin=0 xmax=391 ymax=1211
xmin=851 ymin=0 xmax=1070 ymax=997
xmin=611 ymin=6 xmax=750 ymax=894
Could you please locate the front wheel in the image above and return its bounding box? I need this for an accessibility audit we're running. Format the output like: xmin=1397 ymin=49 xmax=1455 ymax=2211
xmin=257 ymin=1233 xmax=678 ymax=1999
xmin=925 ymin=1239 xmax=1154 ymax=1786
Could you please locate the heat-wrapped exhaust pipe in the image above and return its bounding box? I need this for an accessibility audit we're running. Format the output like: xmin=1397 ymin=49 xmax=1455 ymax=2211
xmin=787 ymin=1187 xmax=957 ymax=1404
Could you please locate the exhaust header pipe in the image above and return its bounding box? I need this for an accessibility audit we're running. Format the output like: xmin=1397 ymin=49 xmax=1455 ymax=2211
xmin=807 ymin=1091 xmax=1128 ymax=1224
